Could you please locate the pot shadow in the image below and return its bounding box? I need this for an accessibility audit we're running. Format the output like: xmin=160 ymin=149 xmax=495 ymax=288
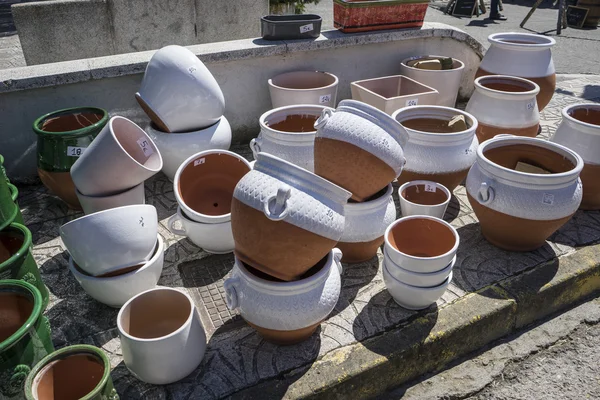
xmin=178 ymin=252 xmax=235 ymax=289
xmin=444 ymin=194 xmax=461 ymax=223
xmin=330 ymin=256 xmax=379 ymax=318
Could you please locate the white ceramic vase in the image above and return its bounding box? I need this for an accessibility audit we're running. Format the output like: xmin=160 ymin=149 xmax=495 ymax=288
xmin=76 ymin=183 xmax=145 ymax=215
xmin=383 ymin=262 xmax=452 ymax=310
xmin=268 ymin=71 xmax=338 ymax=108
xmin=167 ymin=206 xmax=234 ymax=254
xmin=398 ymin=180 xmax=451 ymax=219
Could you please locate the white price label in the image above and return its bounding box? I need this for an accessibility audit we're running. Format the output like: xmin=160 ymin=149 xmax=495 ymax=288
xmin=319 ymin=94 xmax=332 ymax=104
xmin=406 ymin=99 xmax=418 ymax=107
xmin=300 ymin=23 xmax=314 ymax=33
xmin=424 ymin=183 xmax=437 ymax=193
xmin=542 ymin=193 xmax=554 ymax=205
xmin=194 ymin=158 xmax=206 ymax=166
xmin=67 ymin=146 xmax=86 ymax=157
xmin=137 ymin=138 xmax=154 ymax=157
xmin=527 ymin=102 xmax=535 ymax=111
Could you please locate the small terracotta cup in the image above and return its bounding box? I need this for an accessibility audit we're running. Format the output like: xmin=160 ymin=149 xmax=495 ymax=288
xmin=399 ymin=180 xmax=451 ymax=219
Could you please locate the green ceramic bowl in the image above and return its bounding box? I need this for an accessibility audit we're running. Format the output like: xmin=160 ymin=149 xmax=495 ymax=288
xmin=0 ymin=154 xmax=8 ymax=182
xmin=7 ymin=183 xmax=24 ymax=226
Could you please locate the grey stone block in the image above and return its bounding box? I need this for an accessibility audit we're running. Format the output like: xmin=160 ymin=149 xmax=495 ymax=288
xmin=195 ymin=0 xmax=268 ymax=44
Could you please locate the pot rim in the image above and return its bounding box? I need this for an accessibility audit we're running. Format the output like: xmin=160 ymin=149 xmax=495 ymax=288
xmin=345 ymin=184 xmax=393 ymax=214
xmin=561 ymin=103 xmax=600 ymax=133
xmin=398 ymin=180 xmax=451 ymax=208
xmin=259 ymin=105 xmax=331 ymax=142
xmin=384 ymin=215 xmax=459 ymax=262
xmin=0 ymin=280 xmax=43 ymax=352
xmin=8 ymin=182 xmax=18 ymax=202
xmin=474 ymin=75 xmax=540 ymax=99
xmin=33 ymin=107 xmax=109 ymax=138
xmin=146 ymin=117 xmax=222 ymax=135
xmin=108 ymin=116 xmax=163 ymax=172
xmin=0 ymin=223 xmax=32 ymax=271
xmin=268 ymin=71 xmax=339 ymax=92
xmin=176 ymin=206 xmax=231 ymax=226
xmin=75 ymin=182 xmax=143 ymax=200
xmin=400 ymin=55 xmax=465 ymax=72
xmin=384 ymin=251 xmax=456 ymax=277
xmin=60 ymin=204 xmax=155 ymax=235
xmin=384 ymin=261 xmax=453 ymax=290
xmin=488 ymin=32 xmax=556 ymax=50
xmin=25 ymin=344 xmax=111 ymax=400
xmin=350 ymin=75 xmax=439 ymax=101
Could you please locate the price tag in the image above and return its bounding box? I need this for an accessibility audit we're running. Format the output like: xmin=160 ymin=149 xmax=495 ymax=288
xmin=527 ymin=102 xmax=535 ymax=111
xmin=300 ymin=23 xmax=314 ymax=33
xmin=406 ymin=99 xmax=418 ymax=107
xmin=67 ymin=146 xmax=86 ymax=157
xmin=542 ymin=193 xmax=554 ymax=205
xmin=319 ymin=94 xmax=331 ymax=104
xmin=424 ymin=183 xmax=437 ymax=193
xmin=194 ymin=158 xmax=206 ymax=167
xmin=137 ymin=138 xmax=153 ymax=157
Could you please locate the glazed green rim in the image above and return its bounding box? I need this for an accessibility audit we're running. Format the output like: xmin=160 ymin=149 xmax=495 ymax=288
xmin=25 ymin=344 xmax=111 ymax=400
xmin=0 ymin=279 xmax=43 ymax=352
xmin=0 ymin=223 xmax=32 ymax=271
xmin=33 ymin=107 xmax=109 ymax=138
xmin=8 ymin=183 xmax=18 ymax=203
xmin=0 ymin=154 xmax=4 ymax=165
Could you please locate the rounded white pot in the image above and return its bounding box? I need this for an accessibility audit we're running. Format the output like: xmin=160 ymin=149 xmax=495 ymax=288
xmin=68 ymin=235 xmax=164 ymax=307
xmin=384 ymin=251 xmax=455 ymax=288
xmin=268 ymin=71 xmax=338 ymax=108
xmin=399 ymin=55 xmax=465 ymax=107
xmin=146 ymin=116 xmax=232 ymax=181
xmin=76 ymin=182 xmax=145 ymax=215
xmin=117 ymin=287 xmax=207 ymax=385
xmin=383 ymin=262 xmax=452 ymax=310
xmin=399 ymin=180 xmax=451 ymax=219
xmin=167 ymin=206 xmax=233 ymax=254
xmin=71 ymin=116 xmax=163 ymax=197
xmin=60 ymin=204 xmax=158 ymax=277
xmin=251 ymin=105 xmax=331 ymax=172
xmin=136 ymin=45 xmax=225 ymax=133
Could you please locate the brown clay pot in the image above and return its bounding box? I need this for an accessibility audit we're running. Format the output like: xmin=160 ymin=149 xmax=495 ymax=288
xmin=246 ymin=320 xmax=321 ymax=345
xmin=37 ymin=169 xmax=81 ymax=210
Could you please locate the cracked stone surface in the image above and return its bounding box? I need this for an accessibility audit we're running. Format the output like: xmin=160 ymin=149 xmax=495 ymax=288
xmin=16 ymin=75 xmax=600 ymax=398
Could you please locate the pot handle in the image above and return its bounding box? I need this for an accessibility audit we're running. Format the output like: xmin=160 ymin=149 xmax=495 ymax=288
xmin=314 ymin=108 xmax=334 ymax=131
xmin=249 ymin=137 xmax=261 ymax=158
xmin=476 ymin=182 xmax=495 ymax=205
xmin=167 ymin=213 xmax=186 ymax=236
xmin=332 ymin=248 xmax=343 ymax=275
xmin=223 ymin=277 xmax=240 ymax=310
xmin=263 ymin=184 xmax=291 ymax=221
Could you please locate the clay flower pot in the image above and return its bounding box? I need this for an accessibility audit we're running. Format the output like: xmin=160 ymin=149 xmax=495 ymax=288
xmin=24 ymin=345 xmax=118 ymax=400
xmin=268 ymin=71 xmax=338 ymax=108
xmin=174 ymin=150 xmax=251 ymax=224
xmin=136 ymin=45 xmax=225 ymax=133
xmin=337 ymin=184 xmax=396 ymax=263
xmin=224 ymin=248 xmax=343 ymax=345
xmin=117 ymin=287 xmax=207 ymax=385
xmin=466 ymin=136 xmax=583 ymax=251
xmin=33 ymin=107 xmax=109 ymax=210
xmin=383 ymin=263 xmax=452 ymax=310
xmin=467 ymin=76 xmax=540 ymax=144
xmin=70 ymin=116 xmax=163 ymax=197
xmin=399 ymin=180 xmax=451 ymax=219
xmin=550 ymin=104 xmax=600 ymax=210
xmin=0 ymin=280 xmax=54 ymax=399
xmin=251 ymin=105 xmax=331 ymax=172
xmin=145 ymin=117 xmax=232 ymax=181
xmin=399 ymin=55 xmax=465 ymax=107
xmin=232 ymin=152 xmax=351 ymax=281
xmin=314 ymin=100 xmax=408 ymax=201
xmin=392 ymin=105 xmax=479 ymax=191
xmin=168 ymin=207 xmax=234 ymax=254
xmin=384 ymin=252 xmax=455 ymax=288
xmin=0 ymin=223 xmax=49 ymax=309
xmin=476 ymin=32 xmax=556 ymax=111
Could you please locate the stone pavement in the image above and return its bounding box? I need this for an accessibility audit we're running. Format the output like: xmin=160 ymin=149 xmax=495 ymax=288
xmin=14 ymin=74 xmax=600 ymax=399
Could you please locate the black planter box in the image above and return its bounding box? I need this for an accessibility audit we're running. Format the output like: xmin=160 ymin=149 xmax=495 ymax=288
xmin=261 ymin=14 xmax=322 ymax=40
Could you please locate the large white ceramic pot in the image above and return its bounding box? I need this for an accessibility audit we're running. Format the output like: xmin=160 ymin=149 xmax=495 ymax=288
xmin=231 ymin=152 xmax=351 ymax=281
xmin=338 ymin=184 xmax=396 ymax=263
xmin=167 ymin=206 xmax=234 ymax=254
xmin=268 ymin=71 xmax=338 ymax=109
xmin=76 ymin=183 xmax=145 ymax=215
xmin=146 ymin=117 xmax=232 ymax=181
xmin=251 ymin=105 xmax=331 ymax=172
xmin=136 ymin=45 xmax=225 ymax=133
xmin=399 ymin=55 xmax=465 ymax=107
xmin=466 ymin=136 xmax=583 ymax=251
xmin=314 ymin=100 xmax=409 ymax=201
xmin=392 ymin=105 xmax=478 ymax=191
xmin=550 ymin=104 xmax=600 ymax=210
xmin=224 ymin=248 xmax=343 ymax=345
xmin=476 ymin=32 xmax=556 ymax=111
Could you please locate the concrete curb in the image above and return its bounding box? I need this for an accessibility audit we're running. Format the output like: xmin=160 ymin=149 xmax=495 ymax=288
xmin=231 ymin=242 xmax=600 ymax=399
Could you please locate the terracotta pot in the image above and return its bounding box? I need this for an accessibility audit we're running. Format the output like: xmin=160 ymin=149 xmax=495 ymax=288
xmin=392 ymin=105 xmax=478 ymax=191
xmin=251 ymin=105 xmax=331 ymax=172
xmin=76 ymin=183 xmax=145 ymax=215
xmin=399 ymin=180 xmax=451 ymax=219
xmin=550 ymin=104 xmax=600 ymax=210
xmin=167 ymin=207 xmax=234 ymax=254
xmin=268 ymin=71 xmax=338 ymax=108
xmin=476 ymin=32 xmax=556 ymax=111
xmin=383 ymin=263 xmax=452 ymax=310
xmin=466 ymin=136 xmax=583 ymax=251
xmin=314 ymin=100 xmax=408 ymax=201
xmin=232 ymin=152 xmax=351 ymax=281
xmin=224 ymin=248 xmax=343 ymax=345
xmin=337 ymin=184 xmax=396 ymax=263
xmin=136 ymin=45 xmax=225 ymax=133
xmin=399 ymin=55 xmax=465 ymax=107
xmin=24 ymin=345 xmax=118 ymax=400
xmin=174 ymin=150 xmax=251 ymax=224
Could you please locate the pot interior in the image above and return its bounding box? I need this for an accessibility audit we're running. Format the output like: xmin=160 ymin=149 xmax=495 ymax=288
xmin=120 ymin=289 xmax=191 ymax=339
xmin=400 ymin=117 xmax=472 ymax=133
xmin=271 ymin=71 xmax=336 ymax=90
xmin=407 ymin=56 xmax=461 ymax=70
xmin=358 ymin=76 xmax=430 ymax=99
xmin=0 ymin=290 xmax=33 ymax=343
xmin=0 ymin=229 xmax=24 ymax=264
xmin=348 ymin=185 xmax=388 ymax=204
xmin=387 ymin=218 xmax=456 ymax=258
xmin=569 ymin=107 xmax=600 ymax=127
xmin=484 ymin=144 xmax=575 ymax=174
xmin=266 ymin=114 xmax=319 ymax=133
xmin=242 ymin=254 xmax=327 ymax=282
xmin=33 ymin=352 xmax=105 ymax=400
xmin=479 ymin=77 xmax=537 ymax=93
xmin=112 ymin=118 xmax=162 ymax=170
xmin=38 ymin=110 xmax=104 ymax=133
xmin=401 ymin=184 xmax=449 ymax=206
xmin=179 ymin=153 xmax=250 ymax=217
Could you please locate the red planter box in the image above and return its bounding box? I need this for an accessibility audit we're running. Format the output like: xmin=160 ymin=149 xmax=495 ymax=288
xmin=334 ymin=0 xmax=429 ymax=33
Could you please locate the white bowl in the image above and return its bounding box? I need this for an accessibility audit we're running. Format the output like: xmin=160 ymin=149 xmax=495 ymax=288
xmin=399 ymin=180 xmax=451 ymax=219
xmin=76 ymin=183 xmax=145 ymax=215
xmin=384 ymin=250 xmax=455 ymax=287
xmin=68 ymin=235 xmax=164 ymax=308
xmin=60 ymin=204 xmax=158 ymax=276
xmin=383 ymin=261 xmax=452 ymax=310
xmin=167 ymin=206 xmax=234 ymax=254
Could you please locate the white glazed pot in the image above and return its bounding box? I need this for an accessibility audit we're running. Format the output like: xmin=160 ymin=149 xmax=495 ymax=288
xmin=76 ymin=183 xmax=145 ymax=215
xmin=383 ymin=262 xmax=452 ymax=310
xmin=314 ymin=100 xmax=409 ymax=201
xmin=251 ymin=105 xmax=331 ymax=172
xmin=68 ymin=235 xmax=164 ymax=307
xmin=550 ymin=103 xmax=600 ymax=210
xmin=167 ymin=206 xmax=234 ymax=254
xmin=476 ymin=32 xmax=556 ymax=111
xmin=384 ymin=251 xmax=455 ymax=288
xmin=136 ymin=45 xmax=225 ymax=133
xmin=337 ymin=184 xmax=396 ymax=263
xmin=146 ymin=116 xmax=232 ymax=181
xmin=399 ymin=180 xmax=451 ymax=219
xmin=392 ymin=105 xmax=478 ymax=191
xmin=400 ymin=55 xmax=465 ymax=107
xmin=466 ymin=75 xmax=540 ymax=144
xmin=60 ymin=204 xmax=158 ymax=277
xmin=232 ymin=152 xmax=351 ymax=281
xmin=268 ymin=71 xmax=338 ymax=108
xmin=117 ymin=287 xmax=207 ymax=385
xmin=71 ymin=116 xmax=163 ymax=196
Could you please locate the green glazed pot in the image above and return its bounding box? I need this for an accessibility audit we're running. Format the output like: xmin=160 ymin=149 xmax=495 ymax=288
xmin=8 ymin=184 xmax=24 ymax=226
xmin=0 ymin=223 xmax=49 ymax=310
xmin=0 ymin=154 xmax=9 ymax=182
xmin=0 ymin=280 xmax=54 ymax=400
xmin=0 ymin=177 xmax=18 ymax=231
xmin=24 ymin=345 xmax=119 ymax=400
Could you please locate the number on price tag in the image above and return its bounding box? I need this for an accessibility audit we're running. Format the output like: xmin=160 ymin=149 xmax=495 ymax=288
xmin=319 ymin=94 xmax=331 ymax=104
xmin=542 ymin=193 xmax=554 ymax=205
xmin=194 ymin=158 xmax=206 ymax=167
xmin=137 ymin=138 xmax=154 ymax=157
xmin=299 ymin=23 xmax=314 ymax=33
xmin=67 ymin=146 xmax=86 ymax=157
xmin=406 ymin=99 xmax=418 ymax=107
xmin=527 ymin=102 xmax=535 ymax=111
xmin=424 ymin=183 xmax=437 ymax=193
